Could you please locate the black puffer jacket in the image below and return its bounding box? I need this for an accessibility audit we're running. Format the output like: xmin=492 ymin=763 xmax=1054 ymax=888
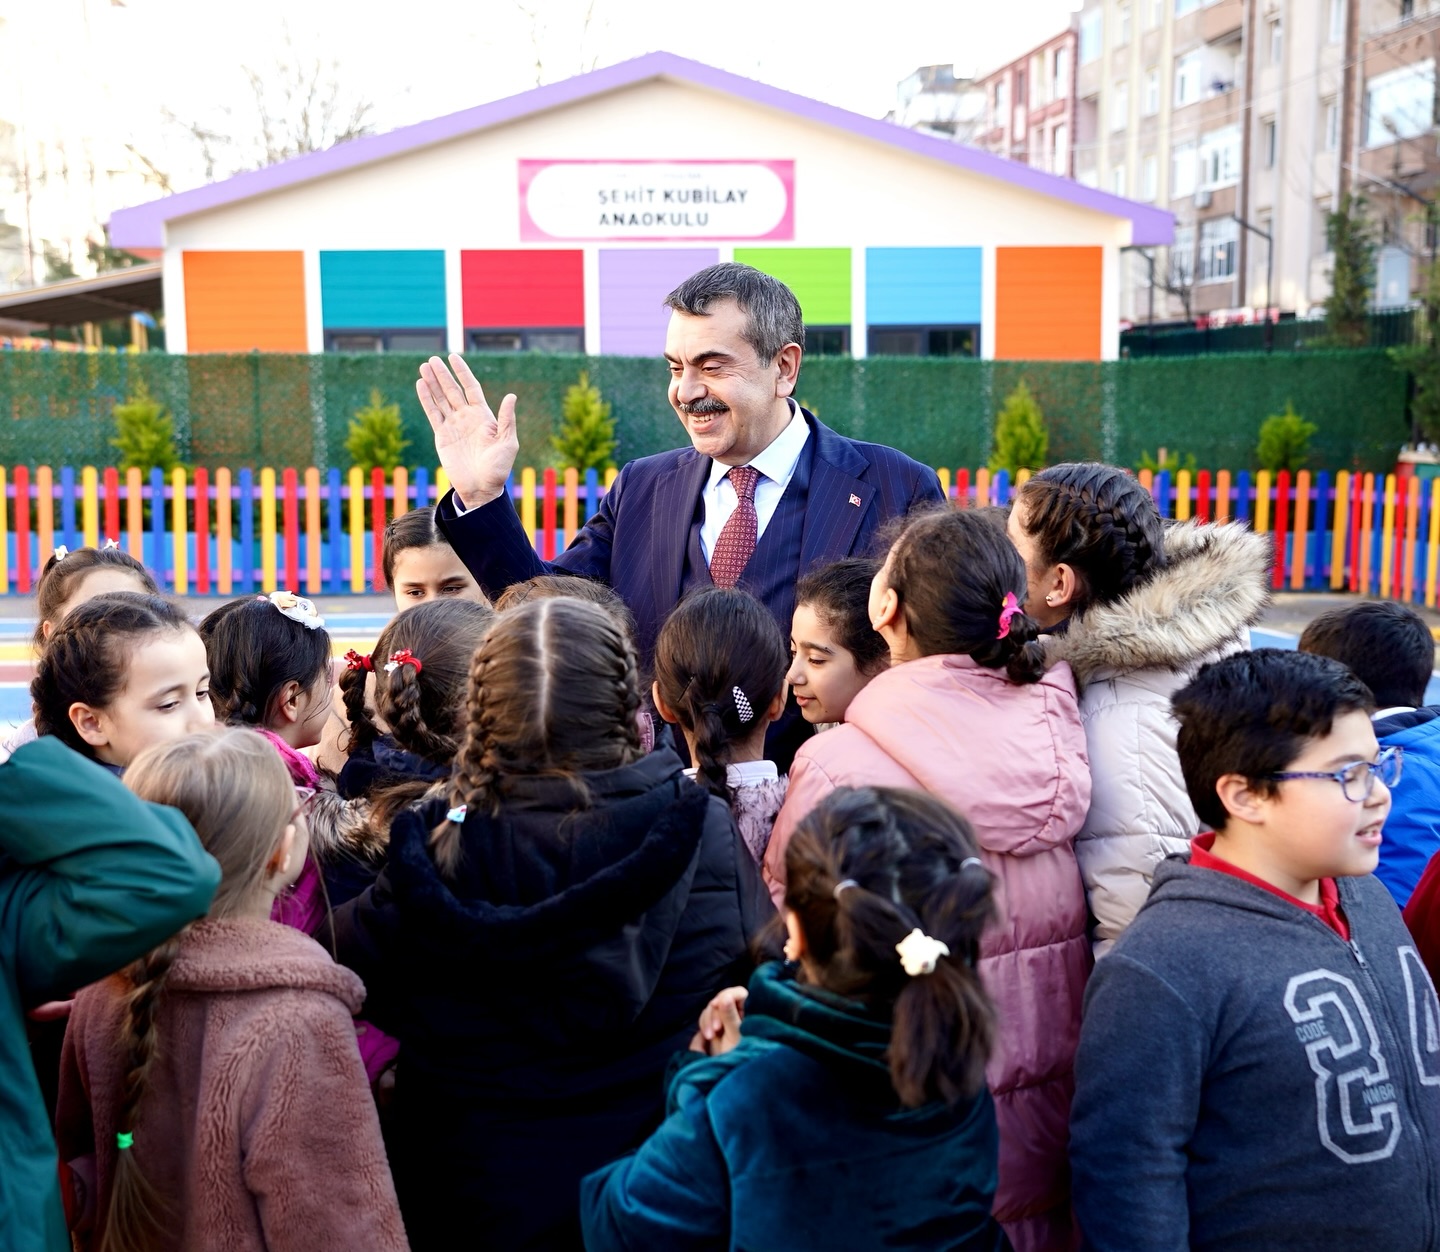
xmin=332 ymin=746 xmax=774 ymax=1252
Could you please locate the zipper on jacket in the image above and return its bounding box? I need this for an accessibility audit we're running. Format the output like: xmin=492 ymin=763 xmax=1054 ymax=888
xmin=1333 ymin=907 xmax=1436 ymax=1251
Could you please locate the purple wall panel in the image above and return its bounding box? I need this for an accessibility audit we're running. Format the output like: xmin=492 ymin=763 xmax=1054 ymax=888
xmin=598 ymin=248 xmax=719 ymax=356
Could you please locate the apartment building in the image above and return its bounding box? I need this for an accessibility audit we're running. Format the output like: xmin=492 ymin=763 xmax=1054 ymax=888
xmin=1076 ymin=0 xmax=1440 ymax=325
xmin=888 ymin=65 xmax=991 ymax=144
xmin=1351 ymin=0 xmax=1440 ymax=310
xmin=972 ymin=31 xmax=1080 ymax=176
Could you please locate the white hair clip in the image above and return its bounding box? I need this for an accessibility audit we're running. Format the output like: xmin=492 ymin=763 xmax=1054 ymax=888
xmin=960 ymin=857 xmax=984 ymax=871
xmin=896 ymin=928 xmax=951 ymax=977
xmin=732 ymin=686 xmax=755 ymax=723
xmin=446 ymin=805 xmax=467 ymax=824
xmin=52 ymin=545 xmax=69 ymax=561
xmin=101 ymin=538 xmax=120 ymax=551
xmin=266 ymin=590 xmax=325 ymax=630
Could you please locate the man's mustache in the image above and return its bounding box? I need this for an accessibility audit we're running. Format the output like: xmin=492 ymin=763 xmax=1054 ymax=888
xmin=679 ymin=398 xmax=729 ymax=416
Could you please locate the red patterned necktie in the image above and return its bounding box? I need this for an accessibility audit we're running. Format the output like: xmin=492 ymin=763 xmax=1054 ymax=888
xmin=710 ymin=465 xmax=761 ymax=588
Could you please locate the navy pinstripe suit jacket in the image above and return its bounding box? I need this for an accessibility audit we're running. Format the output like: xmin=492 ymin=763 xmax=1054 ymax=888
xmin=436 ymin=410 xmax=943 ymax=663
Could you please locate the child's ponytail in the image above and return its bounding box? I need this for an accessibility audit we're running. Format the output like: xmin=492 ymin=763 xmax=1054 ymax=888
xmin=339 ymin=650 xmax=380 ymax=754
xmin=784 ymin=786 xmax=997 ymax=1107
xmin=652 ymin=587 xmax=789 ymax=800
xmin=883 ymin=507 xmax=1048 ymax=686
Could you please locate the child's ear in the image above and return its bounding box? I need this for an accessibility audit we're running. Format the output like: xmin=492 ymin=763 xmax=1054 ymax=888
xmin=1050 ymin=563 xmax=1080 ymax=612
xmin=267 ymin=823 xmax=297 ymax=880
xmin=765 ymin=684 xmax=789 ymax=724
xmin=40 ymin=619 xmax=56 ymax=642
xmin=276 ymin=680 xmax=303 ymax=726
xmin=871 ymin=583 xmax=901 ymax=633
xmin=1215 ymin=773 xmax=1271 ymax=825
xmin=68 ymin=702 xmax=110 ymax=749
xmin=651 ymin=680 xmax=681 ymax=726
xmin=782 ymin=908 xmax=807 ymax=963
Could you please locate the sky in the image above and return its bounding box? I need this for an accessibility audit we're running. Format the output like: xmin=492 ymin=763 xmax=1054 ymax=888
xmin=70 ymin=0 xmax=1080 ymax=190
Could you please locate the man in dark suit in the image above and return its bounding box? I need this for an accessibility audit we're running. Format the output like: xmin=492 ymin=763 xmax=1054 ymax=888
xmin=417 ymin=262 xmax=942 ymax=764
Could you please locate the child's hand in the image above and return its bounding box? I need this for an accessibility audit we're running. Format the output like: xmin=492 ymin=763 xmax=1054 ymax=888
xmin=690 ymin=986 xmax=748 ymax=1056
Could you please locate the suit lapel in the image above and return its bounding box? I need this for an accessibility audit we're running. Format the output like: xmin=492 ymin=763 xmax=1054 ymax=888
xmin=799 ymin=414 xmax=875 ymax=570
xmin=649 ymin=450 xmax=711 ymax=614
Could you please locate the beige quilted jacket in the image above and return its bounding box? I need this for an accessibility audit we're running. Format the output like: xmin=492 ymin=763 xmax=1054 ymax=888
xmin=1044 ymin=519 xmax=1272 ymax=956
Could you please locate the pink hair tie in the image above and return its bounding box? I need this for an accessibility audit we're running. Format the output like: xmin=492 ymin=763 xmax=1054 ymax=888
xmin=996 ymin=591 xmax=1021 ymax=640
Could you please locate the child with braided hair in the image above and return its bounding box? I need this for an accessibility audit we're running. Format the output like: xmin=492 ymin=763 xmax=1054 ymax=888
xmin=653 ymin=586 xmax=790 ymax=865
xmin=583 ymin=785 xmax=1007 ymax=1251
xmin=1008 ymin=462 xmax=1272 ymax=957
xmin=55 ymin=729 xmax=407 ymax=1252
xmin=768 ymin=506 xmax=1092 ymax=1252
xmin=332 ymin=596 xmax=773 ymax=1251
xmin=335 ymin=597 xmax=493 ymax=807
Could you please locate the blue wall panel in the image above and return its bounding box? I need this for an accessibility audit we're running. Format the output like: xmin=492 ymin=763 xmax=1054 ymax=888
xmin=865 ymin=247 xmax=982 ymax=325
xmin=320 ymin=250 xmax=446 ymax=329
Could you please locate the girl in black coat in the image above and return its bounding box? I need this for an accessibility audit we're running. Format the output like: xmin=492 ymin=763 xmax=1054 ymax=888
xmin=333 ymin=596 xmax=773 ymax=1251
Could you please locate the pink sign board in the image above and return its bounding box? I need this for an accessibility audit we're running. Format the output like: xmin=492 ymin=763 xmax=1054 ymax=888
xmin=520 ymin=159 xmax=795 ymax=242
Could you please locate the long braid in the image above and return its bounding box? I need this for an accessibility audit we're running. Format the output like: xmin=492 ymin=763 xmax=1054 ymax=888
xmin=430 ymin=598 xmax=644 ymax=878
xmin=339 ymin=661 xmax=379 ymax=754
xmin=100 ymin=933 xmax=186 ymax=1252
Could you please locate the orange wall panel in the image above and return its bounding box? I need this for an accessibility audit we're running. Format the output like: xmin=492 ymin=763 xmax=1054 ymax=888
xmin=184 ymin=251 xmax=308 ymax=352
xmin=994 ymin=246 xmax=1102 ymax=361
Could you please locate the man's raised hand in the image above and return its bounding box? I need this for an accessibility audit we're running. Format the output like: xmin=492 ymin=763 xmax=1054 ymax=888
xmin=417 ymin=354 xmax=519 ymax=510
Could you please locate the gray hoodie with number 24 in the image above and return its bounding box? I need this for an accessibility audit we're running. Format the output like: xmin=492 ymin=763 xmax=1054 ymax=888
xmin=1070 ymin=855 xmax=1440 ymax=1252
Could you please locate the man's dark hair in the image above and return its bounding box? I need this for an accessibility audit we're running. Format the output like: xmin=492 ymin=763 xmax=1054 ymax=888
xmin=1171 ymin=649 xmax=1375 ymax=830
xmin=664 ymin=262 xmax=805 ymax=363
xmin=1298 ymin=601 xmax=1435 ymax=709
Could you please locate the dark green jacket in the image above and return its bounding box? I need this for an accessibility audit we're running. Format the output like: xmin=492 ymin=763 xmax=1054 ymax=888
xmin=581 ymin=961 xmax=1009 ymax=1251
xmin=0 ymin=739 xmax=220 ymax=1251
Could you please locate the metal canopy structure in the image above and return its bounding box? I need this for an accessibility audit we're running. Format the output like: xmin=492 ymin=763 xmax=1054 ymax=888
xmin=0 ymin=263 xmax=162 ymax=326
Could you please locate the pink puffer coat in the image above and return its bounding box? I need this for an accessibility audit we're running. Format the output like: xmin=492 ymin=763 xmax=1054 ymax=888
xmin=768 ymin=654 xmax=1092 ymax=1252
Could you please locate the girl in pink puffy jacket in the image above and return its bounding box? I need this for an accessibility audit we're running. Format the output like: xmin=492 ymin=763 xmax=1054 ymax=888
xmin=768 ymin=507 xmax=1092 ymax=1252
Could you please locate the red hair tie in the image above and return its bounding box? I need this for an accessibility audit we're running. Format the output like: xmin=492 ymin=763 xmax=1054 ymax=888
xmin=385 ymin=649 xmax=422 ymax=675
xmin=343 ymin=650 xmax=373 ymax=672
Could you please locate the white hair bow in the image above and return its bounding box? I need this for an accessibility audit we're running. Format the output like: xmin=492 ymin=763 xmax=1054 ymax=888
xmin=265 ymin=590 xmax=325 ymax=630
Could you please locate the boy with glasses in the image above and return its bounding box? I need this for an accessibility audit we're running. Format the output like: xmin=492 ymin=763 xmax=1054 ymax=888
xmin=1071 ymin=649 xmax=1440 ymax=1252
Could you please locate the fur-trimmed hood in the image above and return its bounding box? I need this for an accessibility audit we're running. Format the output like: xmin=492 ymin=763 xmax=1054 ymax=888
xmin=1044 ymin=519 xmax=1271 ymax=688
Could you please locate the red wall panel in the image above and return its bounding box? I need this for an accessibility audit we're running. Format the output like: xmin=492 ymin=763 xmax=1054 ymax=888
xmin=461 ymin=249 xmax=583 ymax=327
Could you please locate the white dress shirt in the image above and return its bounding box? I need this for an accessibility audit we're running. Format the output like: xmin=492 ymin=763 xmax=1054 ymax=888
xmin=698 ymin=399 xmax=811 ymax=564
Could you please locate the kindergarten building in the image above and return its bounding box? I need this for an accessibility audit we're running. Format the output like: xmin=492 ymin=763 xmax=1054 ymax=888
xmin=109 ymin=52 xmax=1172 ymax=362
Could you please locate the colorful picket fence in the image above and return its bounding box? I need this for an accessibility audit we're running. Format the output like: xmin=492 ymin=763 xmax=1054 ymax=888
xmin=0 ymin=463 xmax=1435 ymax=605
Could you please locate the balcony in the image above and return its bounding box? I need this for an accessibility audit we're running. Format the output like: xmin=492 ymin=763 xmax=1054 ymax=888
xmin=1201 ymin=0 xmax=1243 ymax=44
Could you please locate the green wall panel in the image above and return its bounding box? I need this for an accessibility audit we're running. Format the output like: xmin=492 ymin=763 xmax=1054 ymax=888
xmin=733 ymin=247 xmax=851 ymax=325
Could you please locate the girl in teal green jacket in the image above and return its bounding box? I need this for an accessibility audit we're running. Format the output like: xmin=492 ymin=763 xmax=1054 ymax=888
xmin=0 ymin=738 xmax=219 ymax=1251
xmin=582 ymin=786 xmax=1008 ymax=1252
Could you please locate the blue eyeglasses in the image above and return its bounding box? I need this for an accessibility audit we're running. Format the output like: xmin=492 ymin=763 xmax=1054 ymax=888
xmin=1267 ymin=746 xmax=1404 ymax=803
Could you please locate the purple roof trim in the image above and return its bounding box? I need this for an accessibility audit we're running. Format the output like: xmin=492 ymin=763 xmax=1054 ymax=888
xmin=109 ymin=51 xmax=1173 ymax=248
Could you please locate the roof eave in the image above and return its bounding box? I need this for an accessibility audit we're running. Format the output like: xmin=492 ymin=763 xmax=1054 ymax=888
xmin=109 ymin=51 xmax=1173 ymax=249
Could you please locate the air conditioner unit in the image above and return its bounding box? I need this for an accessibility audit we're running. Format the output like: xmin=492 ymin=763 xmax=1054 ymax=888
xmin=1194 ymin=188 xmax=1213 ymax=208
